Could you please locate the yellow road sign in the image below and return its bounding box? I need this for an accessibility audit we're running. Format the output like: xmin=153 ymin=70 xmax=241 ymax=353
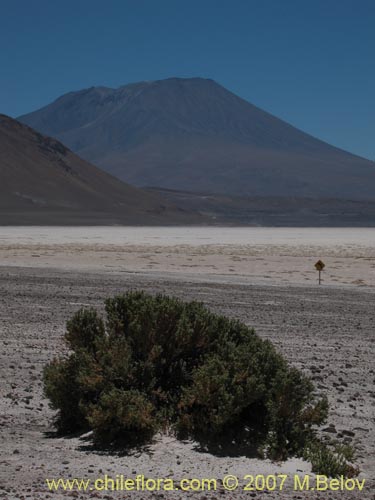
xmin=315 ymin=260 xmax=325 ymax=271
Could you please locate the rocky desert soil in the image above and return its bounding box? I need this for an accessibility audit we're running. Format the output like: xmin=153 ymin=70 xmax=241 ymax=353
xmin=0 ymin=264 xmax=374 ymax=500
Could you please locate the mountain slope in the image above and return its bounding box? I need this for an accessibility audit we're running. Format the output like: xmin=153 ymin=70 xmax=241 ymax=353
xmin=0 ymin=114 xmax=202 ymax=225
xmin=18 ymin=77 xmax=375 ymax=200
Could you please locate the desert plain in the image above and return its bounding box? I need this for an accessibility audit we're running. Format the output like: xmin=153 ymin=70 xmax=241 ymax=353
xmin=0 ymin=226 xmax=374 ymax=500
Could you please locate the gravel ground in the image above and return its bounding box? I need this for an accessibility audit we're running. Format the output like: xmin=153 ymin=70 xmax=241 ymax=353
xmin=0 ymin=266 xmax=374 ymax=499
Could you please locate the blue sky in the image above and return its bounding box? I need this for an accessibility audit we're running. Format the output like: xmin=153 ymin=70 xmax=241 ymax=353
xmin=1 ymin=0 xmax=374 ymax=159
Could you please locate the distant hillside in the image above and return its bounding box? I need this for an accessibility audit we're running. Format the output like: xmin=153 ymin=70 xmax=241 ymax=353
xmin=0 ymin=115 xmax=203 ymax=225
xmin=147 ymin=188 xmax=375 ymax=227
xmin=19 ymin=77 xmax=375 ymax=200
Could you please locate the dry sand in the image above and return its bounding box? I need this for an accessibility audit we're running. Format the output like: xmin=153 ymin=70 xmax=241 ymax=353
xmin=0 ymin=227 xmax=374 ymax=499
xmin=0 ymin=226 xmax=375 ymax=287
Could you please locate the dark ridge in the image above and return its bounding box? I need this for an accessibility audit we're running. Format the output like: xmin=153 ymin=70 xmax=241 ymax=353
xmin=0 ymin=115 xmax=205 ymax=225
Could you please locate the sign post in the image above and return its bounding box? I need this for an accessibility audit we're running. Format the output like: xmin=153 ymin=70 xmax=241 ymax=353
xmin=314 ymin=260 xmax=325 ymax=285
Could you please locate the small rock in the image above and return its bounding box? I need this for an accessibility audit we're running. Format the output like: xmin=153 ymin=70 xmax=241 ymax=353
xmin=322 ymin=425 xmax=337 ymax=434
xmin=342 ymin=429 xmax=355 ymax=437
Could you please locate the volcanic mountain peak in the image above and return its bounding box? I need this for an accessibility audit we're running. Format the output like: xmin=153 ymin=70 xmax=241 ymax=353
xmin=19 ymin=77 xmax=375 ymax=200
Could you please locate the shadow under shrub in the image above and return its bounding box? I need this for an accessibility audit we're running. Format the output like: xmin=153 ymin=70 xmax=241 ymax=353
xmin=44 ymin=291 xmax=332 ymax=462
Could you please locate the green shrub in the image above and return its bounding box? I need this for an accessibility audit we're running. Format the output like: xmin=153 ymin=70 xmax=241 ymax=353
xmin=44 ymin=291 xmax=336 ymax=465
xmin=44 ymin=354 xmax=88 ymax=433
xmin=303 ymin=440 xmax=359 ymax=478
xmin=87 ymin=388 xmax=157 ymax=446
